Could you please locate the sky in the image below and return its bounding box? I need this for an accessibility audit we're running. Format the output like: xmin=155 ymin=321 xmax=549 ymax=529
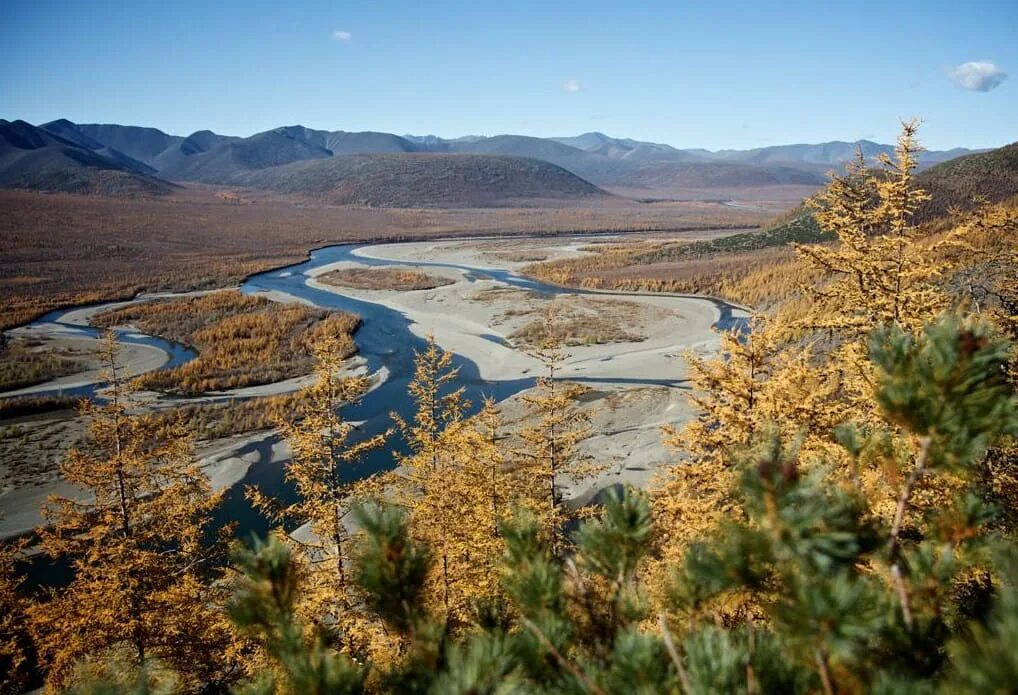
xmin=1 ymin=0 xmax=1015 ymax=150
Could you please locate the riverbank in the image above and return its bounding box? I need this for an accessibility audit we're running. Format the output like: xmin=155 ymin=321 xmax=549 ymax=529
xmin=1 ymin=233 xmax=748 ymax=539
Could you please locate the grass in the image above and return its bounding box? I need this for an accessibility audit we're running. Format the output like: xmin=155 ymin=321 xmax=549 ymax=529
xmin=93 ymin=290 xmax=360 ymax=394
xmin=318 ymin=267 xmax=455 ymax=291
xmin=0 ymin=340 xmax=85 ymax=392
xmin=519 ymin=212 xmax=833 ymax=310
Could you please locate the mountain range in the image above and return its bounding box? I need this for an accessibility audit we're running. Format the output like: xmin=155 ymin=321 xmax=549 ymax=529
xmin=0 ymin=118 xmax=997 ymax=206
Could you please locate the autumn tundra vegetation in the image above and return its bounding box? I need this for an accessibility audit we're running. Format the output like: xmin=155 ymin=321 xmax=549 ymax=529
xmin=1 ymin=122 xmax=1018 ymax=693
xmin=93 ymin=291 xmax=360 ymax=394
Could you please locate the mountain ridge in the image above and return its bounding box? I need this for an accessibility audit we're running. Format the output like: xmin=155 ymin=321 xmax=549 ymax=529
xmin=1 ymin=118 xmax=1002 ymax=203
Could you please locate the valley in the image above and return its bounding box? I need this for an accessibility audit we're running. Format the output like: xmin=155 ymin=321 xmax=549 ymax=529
xmin=0 ymin=232 xmax=747 ymax=539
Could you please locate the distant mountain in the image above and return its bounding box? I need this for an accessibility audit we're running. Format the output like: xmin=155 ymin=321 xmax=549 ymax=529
xmin=271 ymin=126 xmax=419 ymax=155
xmin=0 ymin=120 xmax=174 ymax=196
xmin=705 ymin=140 xmax=978 ymax=169
xmin=73 ymin=123 xmax=184 ymax=167
xmin=159 ymin=128 xmax=333 ymax=182
xmin=153 ymin=129 xmax=239 ymax=171
xmin=39 ymin=119 xmax=157 ymax=175
xmin=551 ymin=132 xmax=699 ymax=163
xmin=232 ymin=153 xmax=609 ymax=207
xmin=3 ymin=118 xmax=992 ymax=203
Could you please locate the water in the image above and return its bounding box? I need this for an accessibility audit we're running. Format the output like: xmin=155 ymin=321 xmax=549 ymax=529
xmin=4 ymin=308 xmax=197 ymax=401
xmin=11 ymin=239 xmax=749 ymax=545
xmin=216 ymin=241 xmax=748 ymax=537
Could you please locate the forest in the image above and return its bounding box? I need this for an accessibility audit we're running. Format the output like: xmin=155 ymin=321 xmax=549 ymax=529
xmin=1 ymin=122 xmax=1017 ymax=694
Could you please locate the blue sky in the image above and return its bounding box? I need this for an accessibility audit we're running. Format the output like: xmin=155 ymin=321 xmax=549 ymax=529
xmin=1 ymin=0 xmax=1014 ymax=150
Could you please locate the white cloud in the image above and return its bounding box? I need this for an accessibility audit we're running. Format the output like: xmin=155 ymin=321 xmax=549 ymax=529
xmin=331 ymin=30 xmax=352 ymax=42
xmin=949 ymin=61 xmax=1007 ymax=92
xmin=562 ymin=79 xmax=582 ymax=93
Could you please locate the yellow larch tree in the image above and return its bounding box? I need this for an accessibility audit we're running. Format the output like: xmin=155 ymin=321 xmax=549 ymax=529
xmin=391 ymin=337 xmax=520 ymax=629
xmin=514 ymin=337 xmax=594 ymax=555
xmin=28 ymin=331 xmax=239 ymax=692
xmin=649 ymin=310 xmax=843 ymax=621
xmin=248 ymin=331 xmax=388 ymax=659
xmin=791 ymin=120 xmax=980 ymax=519
xmin=650 ymin=121 xmax=974 ymax=621
xmin=1 ymin=534 xmax=31 ymax=695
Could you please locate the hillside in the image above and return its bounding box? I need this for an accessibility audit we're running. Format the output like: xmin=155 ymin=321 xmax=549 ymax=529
xmin=159 ymin=129 xmax=333 ymax=182
xmin=0 ymin=120 xmax=174 ymax=196
xmin=74 ymin=123 xmax=184 ymax=166
xmin=234 ymin=153 xmax=610 ymax=207
xmin=916 ymin=141 xmax=1018 ymax=220
xmin=759 ymin=141 xmax=1018 ymax=234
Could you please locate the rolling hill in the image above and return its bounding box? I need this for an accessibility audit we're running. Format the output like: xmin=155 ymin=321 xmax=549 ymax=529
xmin=158 ymin=128 xmax=333 ymax=182
xmin=0 ymin=120 xmax=174 ymax=196
xmin=233 ymin=153 xmax=611 ymax=207
xmin=916 ymin=141 xmax=1018 ymax=220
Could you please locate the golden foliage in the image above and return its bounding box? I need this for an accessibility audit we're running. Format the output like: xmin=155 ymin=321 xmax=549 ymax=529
xmin=0 ymin=537 xmax=31 ymax=695
xmin=27 ymin=332 xmax=241 ymax=692
xmin=0 ymin=339 xmax=84 ymax=392
xmin=318 ymin=267 xmax=454 ymax=292
xmin=513 ymin=333 xmax=597 ymax=554
xmin=247 ymin=332 xmax=387 ymax=659
xmin=390 ymin=338 xmax=518 ymax=629
xmin=95 ymin=291 xmax=359 ymax=394
xmin=650 ymin=122 xmax=1012 ymax=625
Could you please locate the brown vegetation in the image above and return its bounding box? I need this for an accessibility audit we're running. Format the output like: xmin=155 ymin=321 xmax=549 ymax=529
xmin=0 ymin=186 xmax=765 ymax=330
xmin=506 ymin=296 xmax=665 ymax=347
xmin=0 ymin=339 xmax=85 ymax=392
xmin=0 ymin=410 xmax=84 ymax=490
xmin=318 ymin=267 xmax=454 ymax=291
xmin=93 ymin=291 xmax=359 ymax=394
xmin=152 ymin=393 xmax=307 ymax=441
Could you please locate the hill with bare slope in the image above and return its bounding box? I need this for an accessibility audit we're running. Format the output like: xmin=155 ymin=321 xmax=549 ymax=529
xmin=234 ymin=153 xmax=611 ymax=207
xmin=0 ymin=120 xmax=174 ymax=196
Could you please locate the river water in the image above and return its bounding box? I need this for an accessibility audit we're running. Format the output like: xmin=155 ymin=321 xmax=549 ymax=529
xmin=10 ymin=239 xmax=749 ymax=543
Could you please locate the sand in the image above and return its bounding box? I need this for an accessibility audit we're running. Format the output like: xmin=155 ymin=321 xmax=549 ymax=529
xmin=1 ymin=236 xmax=745 ymax=538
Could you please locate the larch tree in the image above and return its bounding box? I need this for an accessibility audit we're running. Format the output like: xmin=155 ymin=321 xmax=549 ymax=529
xmin=652 ymin=121 xmax=979 ymax=620
xmin=27 ymin=331 xmax=239 ymax=692
xmin=790 ymin=120 xmax=982 ymax=522
xmin=391 ymin=338 xmax=521 ymax=630
xmin=0 ymin=535 xmax=31 ymax=695
xmin=514 ymin=336 xmax=594 ymax=556
xmin=248 ymin=331 xmax=387 ymax=659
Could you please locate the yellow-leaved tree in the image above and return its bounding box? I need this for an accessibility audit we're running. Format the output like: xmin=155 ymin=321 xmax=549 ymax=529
xmin=792 ymin=120 xmax=978 ymax=519
xmin=392 ymin=337 xmax=518 ymax=629
xmin=1 ymin=534 xmax=31 ymax=695
xmin=248 ymin=331 xmax=387 ymax=659
xmin=28 ymin=332 xmax=239 ymax=692
xmin=651 ymin=120 xmax=982 ymax=622
xmin=514 ymin=338 xmax=595 ymax=555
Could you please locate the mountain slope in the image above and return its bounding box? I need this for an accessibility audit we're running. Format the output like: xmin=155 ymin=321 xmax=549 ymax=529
xmin=40 ymin=119 xmax=158 ymax=174
xmin=233 ymin=153 xmax=610 ymax=207
xmin=916 ymin=141 xmax=1018 ymax=220
xmin=74 ymin=123 xmax=184 ymax=167
xmin=159 ymin=128 xmax=333 ymax=183
xmin=0 ymin=120 xmax=174 ymax=196
xmin=708 ymin=140 xmax=978 ymax=169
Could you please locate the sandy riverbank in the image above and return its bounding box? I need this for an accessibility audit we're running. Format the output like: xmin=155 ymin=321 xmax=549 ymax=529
xmin=1 ymin=236 xmax=746 ymax=539
xmin=308 ymin=238 xmax=743 ymax=499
